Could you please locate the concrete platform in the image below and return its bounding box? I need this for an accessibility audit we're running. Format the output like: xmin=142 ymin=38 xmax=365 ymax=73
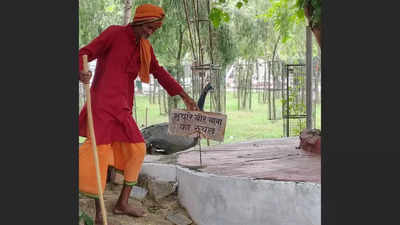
xmin=141 ymin=137 xmax=321 ymax=225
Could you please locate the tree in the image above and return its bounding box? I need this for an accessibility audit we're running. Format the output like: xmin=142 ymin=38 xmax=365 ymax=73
xmin=148 ymin=0 xmax=192 ymax=112
xmin=296 ymin=0 xmax=322 ymax=47
xmin=209 ymin=0 xmax=322 ymax=48
xmin=79 ymin=0 xmax=123 ymax=47
xmin=123 ymin=0 xmax=133 ymax=25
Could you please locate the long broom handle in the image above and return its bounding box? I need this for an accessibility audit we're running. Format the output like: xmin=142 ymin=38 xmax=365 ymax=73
xmin=82 ymin=55 xmax=108 ymax=225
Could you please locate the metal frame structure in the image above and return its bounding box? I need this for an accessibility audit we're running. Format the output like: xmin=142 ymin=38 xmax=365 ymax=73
xmin=283 ymin=64 xmax=308 ymax=137
xmin=182 ymin=0 xmax=225 ymax=113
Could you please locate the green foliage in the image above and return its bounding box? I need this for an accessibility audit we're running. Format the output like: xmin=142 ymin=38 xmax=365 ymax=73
xmin=277 ymin=19 xmax=307 ymax=62
xmin=209 ymin=0 xmax=321 ymax=30
xmin=209 ymin=0 xmax=249 ymax=28
xmin=213 ymin=24 xmax=237 ymax=67
xmin=79 ymin=0 xmax=124 ymax=47
xmin=79 ymin=211 xmax=94 ymax=225
xmin=236 ymin=2 xmax=243 ymax=9
xmin=206 ymin=0 xmax=310 ymax=63
xmin=260 ymin=0 xmax=304 ymax=44
xmin=209 ymin=7 xmax=230 ymax=27
xmin=142 ymin=0 xmax=189 ymax=67
xmin=295 ymin=0 xmax=322 ymax=28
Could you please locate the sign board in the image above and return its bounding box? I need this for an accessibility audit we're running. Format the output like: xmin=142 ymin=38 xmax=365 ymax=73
xmin=168 ymin=109 xmax=227 ymax=142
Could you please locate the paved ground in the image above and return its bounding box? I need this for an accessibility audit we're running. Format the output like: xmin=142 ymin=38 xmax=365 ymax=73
xmin=79 ymin=183 xmax=196 ymax=225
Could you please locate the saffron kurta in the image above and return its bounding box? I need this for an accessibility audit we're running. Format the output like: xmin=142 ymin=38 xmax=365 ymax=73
xmin=78 ymin=25 xmax=184 ymax=145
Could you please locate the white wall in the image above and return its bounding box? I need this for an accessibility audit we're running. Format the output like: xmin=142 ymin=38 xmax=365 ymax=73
xmin=140 ymin=163 xmax=321 ymax=225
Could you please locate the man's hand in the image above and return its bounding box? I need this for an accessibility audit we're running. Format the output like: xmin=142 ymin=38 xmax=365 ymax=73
xmin=179 ymin=91 xmax=199 ymax=111
xmin=79 ymin=70 xmax=92 ymax=84
xmin=183 ymin=96 xmax=199 ymax=111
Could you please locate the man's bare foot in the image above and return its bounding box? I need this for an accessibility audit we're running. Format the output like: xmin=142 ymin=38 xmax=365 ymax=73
xmin=112 ymin=204 xmax=147 ymax=217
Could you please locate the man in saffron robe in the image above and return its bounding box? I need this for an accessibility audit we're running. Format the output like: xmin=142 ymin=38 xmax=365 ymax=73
xmin=78 ymin=4 xmax=199 ymax=224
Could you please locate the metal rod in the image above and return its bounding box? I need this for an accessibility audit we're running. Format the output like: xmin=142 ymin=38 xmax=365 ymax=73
xmin=198 ymin=132 xmax=202 ymax=167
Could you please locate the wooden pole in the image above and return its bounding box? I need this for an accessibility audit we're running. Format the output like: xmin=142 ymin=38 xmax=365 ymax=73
xmin=82 ymin=55 xmax=108 ymax=225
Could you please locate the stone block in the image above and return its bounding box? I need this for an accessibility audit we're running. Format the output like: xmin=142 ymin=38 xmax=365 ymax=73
xmin=298 ymin=128 xmax=321 ymax=154
xmin=167 ymin=212 xmax=193 ymax=225
xmin=130 ymin=186 xmax=148 ymax=201
xmin=147 ymin=178 xmax=178 ymax=201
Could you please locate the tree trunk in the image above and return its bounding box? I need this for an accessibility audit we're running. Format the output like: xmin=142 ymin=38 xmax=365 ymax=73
xmin=153 ymin=80 xmax=157 ymax=104
xmin=276 ymin=62 xmax=282 ymax=99
xmin=316 ymin=48 xmax=321 ymax=103
xmin=168 ymin=96 xmax=174 ymax=115
xmin=162 ymin=90 xmax=167 ymax=114
xmin=174 ymin=25 xmax=185 ymax=109
xmin=268 ymin=35 xmax=281 ymax=120
xmin=256 ymin=60 xmax=260 ymax=104
xmin=217 ymin=69 xmax=222 ymax=112
xmin=242 ymin=66 xmax=246 ymax=109
xmin=304 ymin=4 xmax=322 ymax=48
xmin=158 ymin=84 xmax=162 ymax=115
xmin=148 ymin=78 xmax=152 ymax=104
xmin=272 ymin=35 xmax=280 ymax=62
xmin=267 ymin=61 xmax=272 ymax=120
xmin=237 ymin=67 xmax=241 ymax=111
xmin=263 ymin=61 xmax=267 ymax=103
xmin=123 ymin=0 xmax=133 ymax=25
xmin=249 ymin=61 xmax=253 ymax=111
xmin=272 ymin=64 xmax=276 ymax=120
xmin=157 ymin=82 xmax=160 ymax=104
xmin=242 ymin=61 xmax=249 ymax=109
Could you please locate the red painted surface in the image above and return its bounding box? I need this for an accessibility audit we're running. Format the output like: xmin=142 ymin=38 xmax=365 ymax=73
xmin=177 ymin=138 xmax=321 ymax=184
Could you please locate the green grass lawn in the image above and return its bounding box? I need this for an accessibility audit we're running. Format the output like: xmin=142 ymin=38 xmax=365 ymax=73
xmin=79 ymin=91 xmax=321 ymax=145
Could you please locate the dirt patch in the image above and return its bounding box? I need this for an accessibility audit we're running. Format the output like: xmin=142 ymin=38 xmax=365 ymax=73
xmin=79 ymin=183 xmax=196 ymax=225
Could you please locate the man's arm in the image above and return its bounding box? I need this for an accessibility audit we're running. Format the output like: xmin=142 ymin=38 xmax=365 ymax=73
xmin=149 ymin=47 xmax=199 ymax=111
xmin=79 ymin=26 xmax=117 ymax=83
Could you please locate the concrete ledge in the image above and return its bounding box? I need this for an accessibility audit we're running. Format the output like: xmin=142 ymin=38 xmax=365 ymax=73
xmin=140 ymin=162 xmax=321 ymax=225
xmin=140 ymin=163 xmax=177 ymax=182
xmin=177 ymin=167 xmax=320 ymax=225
